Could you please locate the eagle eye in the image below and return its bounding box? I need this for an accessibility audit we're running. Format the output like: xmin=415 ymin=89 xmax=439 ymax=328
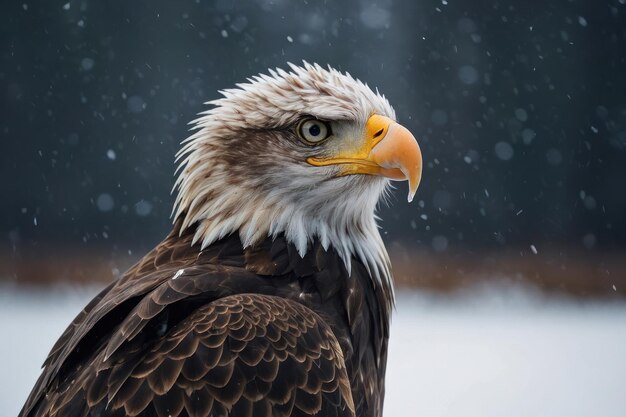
xmin=297 ymin=119 xmax=331 ymax=144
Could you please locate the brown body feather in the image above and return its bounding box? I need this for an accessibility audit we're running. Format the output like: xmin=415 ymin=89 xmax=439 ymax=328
xmin=19 ymin=220 xmax=391 ymax=417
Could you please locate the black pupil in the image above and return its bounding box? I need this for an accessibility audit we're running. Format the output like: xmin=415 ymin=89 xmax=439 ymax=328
xmin=308 ymin=124 xmax=321 ymax=137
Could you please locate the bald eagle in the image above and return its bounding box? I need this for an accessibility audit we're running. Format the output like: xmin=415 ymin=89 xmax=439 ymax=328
xmin=19 ymin=63 xmax=422 ymax=417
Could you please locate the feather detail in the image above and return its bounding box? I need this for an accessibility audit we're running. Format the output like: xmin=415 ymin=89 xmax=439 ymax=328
xmin=20 ymin=63 xmax=398 ymax=417
xmin=172 ymin=63 xmax=395 ymax=292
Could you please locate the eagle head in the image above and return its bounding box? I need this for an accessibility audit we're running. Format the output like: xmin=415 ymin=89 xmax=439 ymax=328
xmin=173 ymin=62 xmax=422 ymax=282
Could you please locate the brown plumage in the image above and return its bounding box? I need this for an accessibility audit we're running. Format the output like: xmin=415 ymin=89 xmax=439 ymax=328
xmin=19 ymin=63 xmax=422 ymax=417
xmin=20 ymin=222 xmax=388 ymax=417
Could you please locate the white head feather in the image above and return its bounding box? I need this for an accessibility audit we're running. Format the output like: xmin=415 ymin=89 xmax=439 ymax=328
xmin=173 ymin=62 xmax=397 ymax=289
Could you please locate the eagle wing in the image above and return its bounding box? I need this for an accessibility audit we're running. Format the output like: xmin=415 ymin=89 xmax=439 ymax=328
xmin=28 ymin=294 xmax=354 ymax=417
xmin=20 ymin=231 xmax=357 ymax=417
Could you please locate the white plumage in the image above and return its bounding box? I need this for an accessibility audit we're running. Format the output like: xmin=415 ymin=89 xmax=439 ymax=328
xmin=173 ymin=63 xmax=401 ymax=286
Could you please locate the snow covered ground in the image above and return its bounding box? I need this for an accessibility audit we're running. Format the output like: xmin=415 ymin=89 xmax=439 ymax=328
xmin=1 ymin=284 xmax=625 ymax=417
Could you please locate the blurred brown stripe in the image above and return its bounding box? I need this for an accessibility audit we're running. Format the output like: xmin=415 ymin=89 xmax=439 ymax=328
xmin=0 ymin=246 xmax=137 ymax=286
xmin=388 ymin=242 xmax=626 ymax=298
xmin=1 ymin=244 xmax=625 ymax=298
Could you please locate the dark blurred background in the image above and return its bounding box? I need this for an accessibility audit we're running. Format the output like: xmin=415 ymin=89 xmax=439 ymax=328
xmin=2 ymin=0 xmax=626 ymax=296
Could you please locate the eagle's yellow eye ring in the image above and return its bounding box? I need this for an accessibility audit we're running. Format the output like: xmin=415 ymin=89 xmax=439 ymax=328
xmin=297 ymin=118 xmax=331 ymax=145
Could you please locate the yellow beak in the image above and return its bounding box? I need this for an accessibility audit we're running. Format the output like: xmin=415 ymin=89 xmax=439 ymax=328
xmin=307 ymin=115 xmax=423 ymax=202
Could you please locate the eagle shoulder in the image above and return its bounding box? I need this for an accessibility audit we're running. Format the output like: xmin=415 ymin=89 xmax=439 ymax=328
xmin=28 ymin=294 xmax=355 ymax=417
xmin=20 ymin=226 xmax=387 ymax=417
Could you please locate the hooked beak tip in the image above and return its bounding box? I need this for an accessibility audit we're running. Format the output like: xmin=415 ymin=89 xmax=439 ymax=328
xmin=370 ymin=121 xmax=423 ymax=203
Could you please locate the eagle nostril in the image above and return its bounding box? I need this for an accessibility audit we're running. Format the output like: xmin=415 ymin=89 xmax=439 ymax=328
xmin=373 ymin=128 xmax=384 ymax=138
